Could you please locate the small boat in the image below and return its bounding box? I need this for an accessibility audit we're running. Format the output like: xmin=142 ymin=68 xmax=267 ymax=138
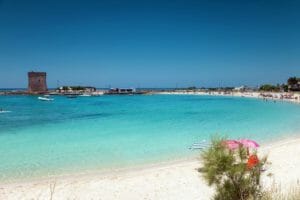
xmin=79 ymin=94 xmax=91 ymax=97
xmin=0 ymin=110 xmax=11 ymax=114
xmin=38 ymin=97 xmax=54 ymax=101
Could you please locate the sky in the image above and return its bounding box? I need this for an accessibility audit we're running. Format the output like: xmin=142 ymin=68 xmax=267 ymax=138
xmin=0 ymin=0 xmax=299 ymax=88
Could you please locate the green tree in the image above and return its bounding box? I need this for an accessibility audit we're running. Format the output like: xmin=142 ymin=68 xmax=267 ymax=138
xmin=281 ymin=84 xmax=288 ymax=92
xmin=187 ymin=86 xmax=197 ymax=90
xmin=287 ymin=77 xmax=298 ymax=86
xmin=62 ymin=86 xmax=69 ymax=90
xmin=199 ymin=138 xmax=267 ymax=200
xmin=259 ymin=84 xmax=280 ymax=92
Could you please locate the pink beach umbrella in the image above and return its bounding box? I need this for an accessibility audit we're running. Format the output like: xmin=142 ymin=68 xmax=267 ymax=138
xmin=238 ymin=139 xmax=259 ymax=149
xmin=223 ymin=140 xmax=241 ymax=150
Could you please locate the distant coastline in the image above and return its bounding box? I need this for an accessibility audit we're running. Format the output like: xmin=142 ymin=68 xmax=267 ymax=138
xmin=1 ymin=88 xmax=299 ymax=105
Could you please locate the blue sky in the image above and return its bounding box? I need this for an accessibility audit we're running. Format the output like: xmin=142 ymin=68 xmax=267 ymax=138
xmin=0 ymin=0 xmax=299 ymax=88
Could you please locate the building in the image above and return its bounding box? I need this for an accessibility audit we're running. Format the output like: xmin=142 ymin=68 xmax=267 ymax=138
xmin=106 ymin=88 xmax=136 ymax=95
xmin=28 ymin=72 xmax=47 ymax=94
xmin=233 ymin=86 xmax=246 ymax=92
xmin=56 ymin=86 xmax=96 ymax=94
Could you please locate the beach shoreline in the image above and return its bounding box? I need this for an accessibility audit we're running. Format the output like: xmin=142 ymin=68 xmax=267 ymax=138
xmin=1 ymin=129 xmax=298 ymax=185
xmin=154 ymin=91 xmax=300 ymax=104
xmin=1 ymin=135 xmax=300 ymax=200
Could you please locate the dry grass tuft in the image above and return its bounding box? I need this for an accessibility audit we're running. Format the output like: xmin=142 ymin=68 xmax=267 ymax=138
xmin=262 ymin=182 xmax=300 ymax=200
xmin=49 ymin=180 xmax=56 ymax=200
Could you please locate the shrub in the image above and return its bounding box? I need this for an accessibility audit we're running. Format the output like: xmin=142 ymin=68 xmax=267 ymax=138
xmin=198 ymin=138 xmax=267 ymax=200
xmin=259 ymin=84 xmax=280 ymax=92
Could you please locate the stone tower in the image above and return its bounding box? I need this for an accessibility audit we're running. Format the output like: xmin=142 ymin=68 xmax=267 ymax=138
xmin=28 ymin=72 xmax=47 ymax=94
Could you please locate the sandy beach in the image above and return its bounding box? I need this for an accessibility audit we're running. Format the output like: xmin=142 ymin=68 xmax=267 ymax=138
xmin=156 ymin=91 xmax=300 ymax=104
xmin=1 ymin=136 xmax=300 ymax=200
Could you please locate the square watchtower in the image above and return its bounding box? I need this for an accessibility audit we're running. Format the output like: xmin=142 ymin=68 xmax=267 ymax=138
xmin=28 ymin=72 xmax=47 ymax=94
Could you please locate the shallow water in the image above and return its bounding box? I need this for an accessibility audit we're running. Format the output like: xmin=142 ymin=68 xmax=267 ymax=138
xmin=1 ymin=95 xmax=300 ymax=181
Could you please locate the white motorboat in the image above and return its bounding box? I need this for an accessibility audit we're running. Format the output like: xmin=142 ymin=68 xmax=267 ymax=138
xmin=79 ymin=94 xmax=91 ymax=97
xmin=38 ymin=97 xmax=54 ymax=101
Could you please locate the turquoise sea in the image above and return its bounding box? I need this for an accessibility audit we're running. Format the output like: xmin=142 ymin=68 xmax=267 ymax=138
xmin=1 ymin=95 xmax=300 ymax=181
